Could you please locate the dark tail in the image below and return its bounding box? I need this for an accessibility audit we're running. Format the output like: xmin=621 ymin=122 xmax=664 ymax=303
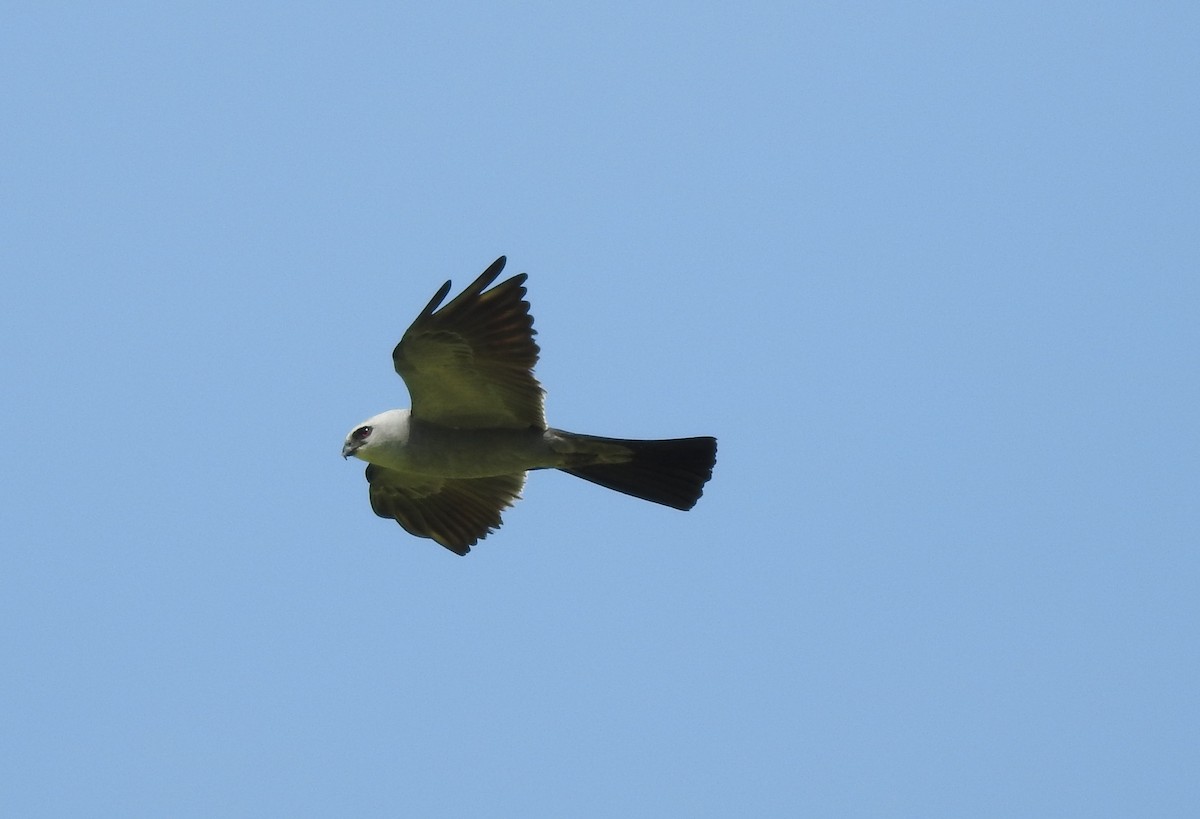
xmin=558 ymin=435 xmax=717 ymax=510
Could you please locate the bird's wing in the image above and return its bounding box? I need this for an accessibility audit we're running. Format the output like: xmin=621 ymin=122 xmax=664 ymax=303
xmin=393 ymin=256 xmax=544 ymax=429
xmin=365 ymin=464 xmax=525 ymax=555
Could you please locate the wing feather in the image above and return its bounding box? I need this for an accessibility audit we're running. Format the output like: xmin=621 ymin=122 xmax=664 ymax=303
xmin=393 ymin=256 xmax=544 ymax=429
xmin=365 ymin=464 xmax=525 ymax=555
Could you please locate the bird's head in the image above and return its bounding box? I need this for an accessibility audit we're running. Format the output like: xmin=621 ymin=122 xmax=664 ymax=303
xmin=341 ymin=409 xmax=410 ymax=462
xmin=341 ymin=423 xmax=374 ymax=460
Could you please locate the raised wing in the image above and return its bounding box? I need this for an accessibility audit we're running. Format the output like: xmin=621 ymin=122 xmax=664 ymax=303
xmin=393 ymin=256 xmax=544 ymax=429
xmin=365 ymin=464 xmax=525 ymax=555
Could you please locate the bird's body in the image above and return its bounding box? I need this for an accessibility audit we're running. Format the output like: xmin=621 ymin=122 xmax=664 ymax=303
xmin=347 ymin=409 xmax=556 ymax=478
xmin=343 ymin=256 xmax=717 ymax=554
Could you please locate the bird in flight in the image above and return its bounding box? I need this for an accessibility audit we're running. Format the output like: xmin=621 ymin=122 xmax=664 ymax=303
xmin=342 ymin=256 xmax=717 ymax=554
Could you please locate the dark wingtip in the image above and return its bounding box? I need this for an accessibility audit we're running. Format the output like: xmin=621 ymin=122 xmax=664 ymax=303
xmin=416 ymin=279 xmax=453 ymax=322
xmin=410 ymin=255 xmax=506 ymax=326
xmin=474 ymin=256 xmax=507 ymax=292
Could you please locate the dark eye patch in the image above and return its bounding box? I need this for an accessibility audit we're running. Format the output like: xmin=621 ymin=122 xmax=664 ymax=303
xmin=353 ymin=425 xmax=373 ymax=441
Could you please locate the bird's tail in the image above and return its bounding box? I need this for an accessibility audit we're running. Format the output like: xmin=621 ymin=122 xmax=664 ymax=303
xmin=556 ymin=433 xmax=717 ymax=510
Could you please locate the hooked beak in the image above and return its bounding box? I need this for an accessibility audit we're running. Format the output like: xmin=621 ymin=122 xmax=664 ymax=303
xmin=341 ymin=441 xmax=359 ymax=459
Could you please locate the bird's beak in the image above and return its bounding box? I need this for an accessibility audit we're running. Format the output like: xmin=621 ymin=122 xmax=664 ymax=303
xmin=341 ymin=442 xmax=358 ymax=459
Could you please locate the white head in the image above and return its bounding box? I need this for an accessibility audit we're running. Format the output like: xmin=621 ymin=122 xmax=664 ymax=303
xmin=341 ymin=408 xmax=410 ymax=462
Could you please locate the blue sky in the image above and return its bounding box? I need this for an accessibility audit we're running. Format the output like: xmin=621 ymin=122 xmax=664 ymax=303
xmin=3 ymin=2 xmax=1197 ymax=816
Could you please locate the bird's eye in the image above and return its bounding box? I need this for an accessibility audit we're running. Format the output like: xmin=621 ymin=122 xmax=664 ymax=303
xmin=353 ymin=426 xmax=372 ymax=441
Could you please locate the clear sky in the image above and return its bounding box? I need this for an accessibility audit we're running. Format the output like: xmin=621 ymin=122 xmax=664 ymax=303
xmin=3 ymin=2 xmax=1197 ymax=816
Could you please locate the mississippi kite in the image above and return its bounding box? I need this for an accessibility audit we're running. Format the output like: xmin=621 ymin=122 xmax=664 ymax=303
xmin=342 ymin=256 xmax=717 ymax=554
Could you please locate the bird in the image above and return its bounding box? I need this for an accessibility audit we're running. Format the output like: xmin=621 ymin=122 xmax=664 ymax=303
xmin=342 ymin=256 xmax=717 ymax=555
